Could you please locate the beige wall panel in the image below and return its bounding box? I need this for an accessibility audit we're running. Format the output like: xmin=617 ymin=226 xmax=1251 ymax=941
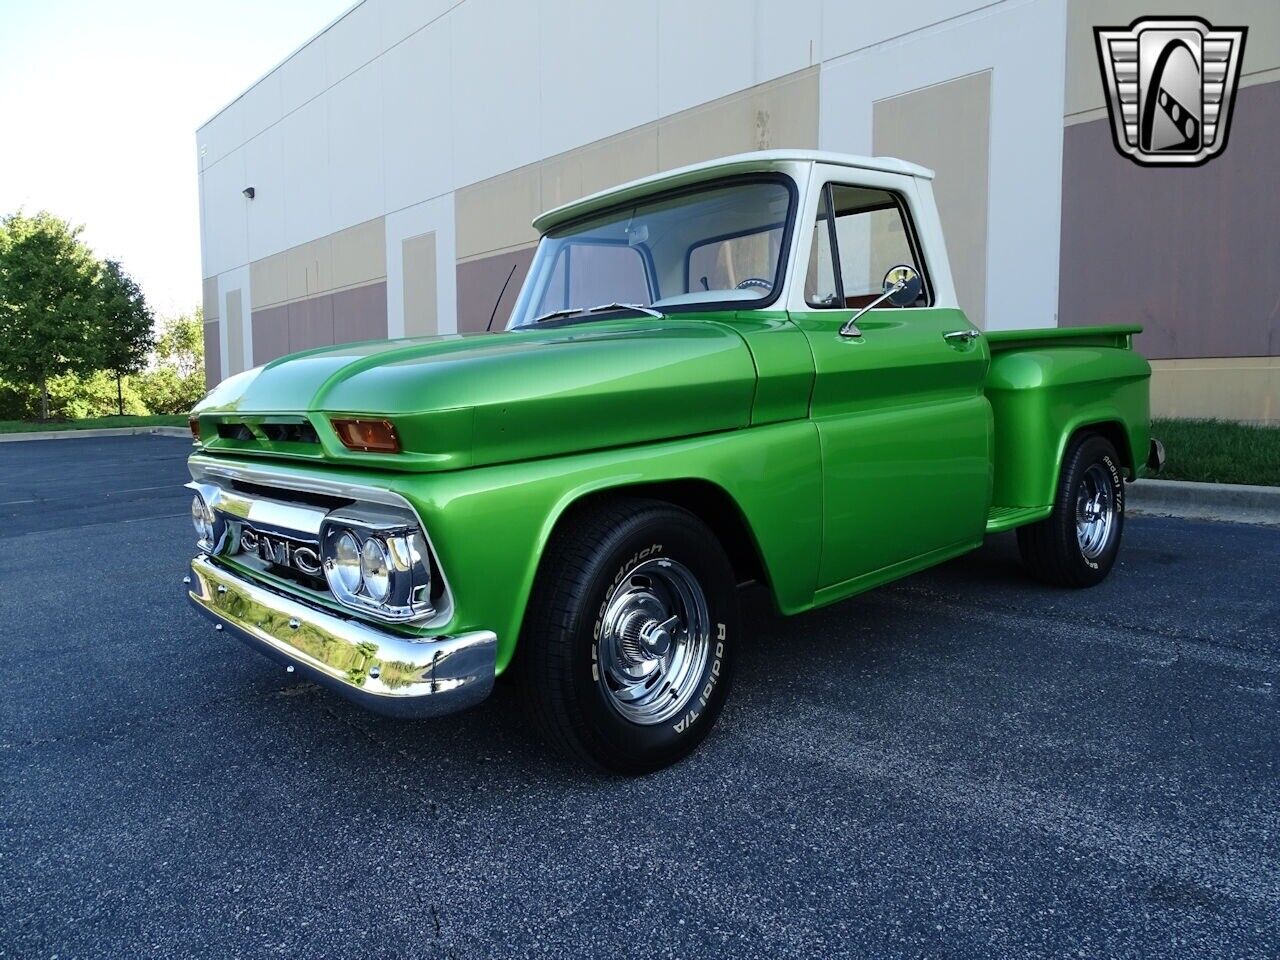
xmin=658 ymin=67 xmax=819 ymax=171
xmin=455 ymin=165 xmax=541 ymax=260
xmin=286 ymin=236 xmax=333 ymax=301
xmin=540 ymin=152 xmax=584 ymax=213
xmin=202 ymin=277 xmax=220 ymax=321
xmin=578 ymin=126 xmax=659 ymax=197
xmin=203 ymin=320 xmax=221 ymax=390
xmin=874 ymin=71 xmax=991 ymax=328
xmin=1151 ymin=358 xmax=1280 ymax=424
xmin=224 ymin=290 xmax=244 ymax=376
xmin=1066 ymin=0 xmax=1280 ymax=120
xmin=402 ymin=232 xmax=439 ymax=338
xmin=330 ymin=216 xmax=387 ymax=290
xmin=250 ymin=252 xmax=289 ymax=309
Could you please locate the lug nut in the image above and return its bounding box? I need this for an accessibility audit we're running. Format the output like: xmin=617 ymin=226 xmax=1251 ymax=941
xmin=286 ymin=665 xmax=295 ymax=673
xmin=182 ymin=576 xmax=191 ymax=585
xmin=217 ymin=585 xmax=227 ymax=594
xmin=214 ymin=624 xmax=223 ymax=631
xmin=288 ymin=618 xmax=300 ymax=630
xmin=369 ymin=666 xmax=381 ymax=679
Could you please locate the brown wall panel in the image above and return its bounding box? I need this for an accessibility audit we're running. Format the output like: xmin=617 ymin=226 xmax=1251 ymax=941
xmin=288 ymin=296 xmax=335 ymax=353
xmin=455 ymin=247 xmax=537 ymax=334
xmin=1059 ymin=79 xmax=1280 ymax=359
xmin=251 ymin=304 xmax=291 ymax=365
xmin=203 ymin=320 xmax=221 ymax=391
xmin=332 ymin=281 xmax=389 ymax=345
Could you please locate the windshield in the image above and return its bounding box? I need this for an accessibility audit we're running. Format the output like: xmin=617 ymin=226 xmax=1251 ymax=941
xmin=508 ymin=177 xmax=793 ymax=328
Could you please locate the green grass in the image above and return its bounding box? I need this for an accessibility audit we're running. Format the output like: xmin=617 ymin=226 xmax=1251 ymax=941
xmin=0 ymin=414 xmax=188 ymax=434
xmin=1152 ymin=418 xmax=1280 ymax=487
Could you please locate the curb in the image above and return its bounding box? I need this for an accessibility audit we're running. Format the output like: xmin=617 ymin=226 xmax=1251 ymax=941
xmin=0 ymin=426 xmax=191 ymax=443
xmin=1128 ymin=478 xmax=1280 ymax=527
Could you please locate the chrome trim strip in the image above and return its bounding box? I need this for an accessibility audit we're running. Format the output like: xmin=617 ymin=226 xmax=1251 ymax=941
xmin=187 ymin=556 xmax=494 ymax=719
xmin=187 ymin=456 xmax=455 ymax=628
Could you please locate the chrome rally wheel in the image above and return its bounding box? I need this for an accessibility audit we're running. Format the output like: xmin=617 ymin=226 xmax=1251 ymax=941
xmin=518 ymin=499 xmax=738 ymax=773
xmin=1076 ymin=463 xmax=1118 ymax=560
xmin=597 ymin=558 xmax=711 ymax=726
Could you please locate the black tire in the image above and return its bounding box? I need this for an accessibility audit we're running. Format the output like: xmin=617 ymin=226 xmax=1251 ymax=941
xmin=1017 ymin=432 xmax=1125 ymax=588
xmin=516 ymin=498 xmax=738 ymax=774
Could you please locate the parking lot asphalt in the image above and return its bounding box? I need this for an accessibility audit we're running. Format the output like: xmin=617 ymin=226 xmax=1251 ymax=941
xmin=1 ymin=435 xmax=1277 ymax=958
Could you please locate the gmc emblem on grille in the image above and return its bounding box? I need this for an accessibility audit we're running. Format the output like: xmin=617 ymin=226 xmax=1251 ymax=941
xmin=239 ymin=526 xmax=323 ymax=577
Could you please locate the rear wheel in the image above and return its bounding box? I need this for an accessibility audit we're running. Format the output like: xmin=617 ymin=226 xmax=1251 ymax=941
xmin=1017 ymin=433 xmax=1125 ymax=588
xmin=517 ymin=498 xmax=738 ymax=773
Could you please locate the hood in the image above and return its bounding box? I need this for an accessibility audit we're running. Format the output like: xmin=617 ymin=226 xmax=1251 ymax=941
xmin=194 ymin=316 xmax=757 ymax=471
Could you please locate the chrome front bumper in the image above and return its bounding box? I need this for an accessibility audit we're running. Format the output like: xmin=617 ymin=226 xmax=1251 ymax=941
xmin=187 ymin=555 xmax=496 ymax=718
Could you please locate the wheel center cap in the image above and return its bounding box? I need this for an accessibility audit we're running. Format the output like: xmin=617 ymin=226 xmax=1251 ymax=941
xmin=640 ymin=618 xmax=677 ymax=658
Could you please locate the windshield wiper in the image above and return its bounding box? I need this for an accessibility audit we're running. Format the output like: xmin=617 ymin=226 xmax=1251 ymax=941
xmin=533 ymin=306 xmax=586 ymax=323
xmin=588 ymin=302 xmax=663 ymax=318
xmin=533 ymin=302 xmax=663 ymax=324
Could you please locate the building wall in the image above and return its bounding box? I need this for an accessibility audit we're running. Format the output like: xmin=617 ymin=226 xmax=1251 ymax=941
xmin=1061 ymin=0 xmax=1280 ymax=422
xmin=197 ymin=0 xmax=1277 ymax=422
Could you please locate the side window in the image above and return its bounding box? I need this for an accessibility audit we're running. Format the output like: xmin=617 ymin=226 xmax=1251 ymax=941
xmin=805 ymin=184 xmax=928 ymax=310
xmin=805 ymin=188 xmax=840 ymax=307
xmin=534 ymin=242 xmax=651 ymax=315
xmin=688 ymin=226 xmax=784 ymax=294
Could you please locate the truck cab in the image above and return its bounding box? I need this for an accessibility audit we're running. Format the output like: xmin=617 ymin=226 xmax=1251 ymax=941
xmin=187 ymin=151 xmax=1158 ymax=772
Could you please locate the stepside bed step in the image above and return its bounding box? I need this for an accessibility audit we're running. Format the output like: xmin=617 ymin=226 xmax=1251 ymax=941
xmin=985 ymin=504 xmax=1051 ymax=534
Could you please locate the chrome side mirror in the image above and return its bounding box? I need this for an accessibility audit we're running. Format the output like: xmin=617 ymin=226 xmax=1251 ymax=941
xmin=840 ymin=264 xmax=923 ymax=338
xmin=882 ymin=264 xmax=922 ymax=306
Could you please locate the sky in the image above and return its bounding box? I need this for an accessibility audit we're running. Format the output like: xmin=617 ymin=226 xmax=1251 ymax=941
xmin=0 ymin=0 xmax=354 ymax=318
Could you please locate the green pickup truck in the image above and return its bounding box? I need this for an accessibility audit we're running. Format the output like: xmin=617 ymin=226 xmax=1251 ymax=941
xmin=186 ymin=150 xmax=1162 ymax=772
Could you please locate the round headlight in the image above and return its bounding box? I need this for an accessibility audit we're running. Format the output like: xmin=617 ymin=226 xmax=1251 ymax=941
xmin=191 ymin=494 xmax=213 ymax=544
xmin=328 ymin=530 xmax=363 ymax=595
xmin=360 ymin=538 xmax=391 ymax=602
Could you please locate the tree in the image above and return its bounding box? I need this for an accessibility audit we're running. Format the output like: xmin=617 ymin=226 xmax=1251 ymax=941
xmin=0 ymin=211 xmax=103 ymax=419
xmin=95 ymin=259 xmax=154 ymax=415
xmin=135 ymin=308 xmax=206 ymax=414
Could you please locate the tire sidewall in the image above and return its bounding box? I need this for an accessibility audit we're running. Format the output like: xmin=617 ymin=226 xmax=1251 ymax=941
xmin=1062 ymin=436 xmax=1125 ymax=581
xmin=571 ymin=511 xmax=736 ymax=770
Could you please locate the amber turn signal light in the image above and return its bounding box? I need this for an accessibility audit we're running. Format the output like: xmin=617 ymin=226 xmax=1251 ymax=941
xmin=188 ymin=417 xmax=200 ymax=441
xmin=331 ymin=418 xmax=401 ymax=453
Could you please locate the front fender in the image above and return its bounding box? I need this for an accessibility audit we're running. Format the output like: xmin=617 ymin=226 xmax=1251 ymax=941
xmin=390 ymin=421 xmax=822 ymax=673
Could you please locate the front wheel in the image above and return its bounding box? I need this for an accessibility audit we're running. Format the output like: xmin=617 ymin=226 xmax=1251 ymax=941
xmin=517 ymin=499 xmax=738 ymax=773
xmin=1017 ymin=433 xmax=1125 ymax=588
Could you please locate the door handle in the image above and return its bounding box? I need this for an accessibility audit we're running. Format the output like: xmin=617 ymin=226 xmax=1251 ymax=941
xmin=943 ymin=329 xmax=980 ymax=344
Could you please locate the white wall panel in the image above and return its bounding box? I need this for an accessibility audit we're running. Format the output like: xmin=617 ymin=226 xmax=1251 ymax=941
xmin=202 ymin=149 xmax=248 ymax=277
xmin=449 ymin=0 xmax=541 ymax=185
xmin=820 ymin=0 xmax=1067 ymax=331
xmin=243 ymin=125 xmax=288 ymax=261
xmin=280 ymin=97 xmax=332 ymax=249
xmin=238 ymin=69 xmax=283 ymax=143
xmin=197 ymin=100 xmax=243 ymax=168
xmin=382 ymin=17 xmax=454 ymax=212
xmin=385 ymin=193 xmax=457 ymax=337
xmin=279 ymin=25 xmax=329 ymax=115
xmin=657 ymin=0 xmax=756 ymax=115
xmin=326 ymin=0 xmax=384 ymax=85
xmin=754 ymin=0 xmax=820 ymax=83
xmin=327 ymin=62 xmax=386 ymax=230
xmin=539 ymin=0 xmax=659 ymax=157
xmin=380 ymin=0 xmax=457 ymax=50
xmin=819 ymin=0 xmax=1004 ymax=63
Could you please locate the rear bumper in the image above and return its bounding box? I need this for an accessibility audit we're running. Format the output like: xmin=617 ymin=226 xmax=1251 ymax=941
xmin=186 ymin=555 xmax=496 ymax=718
xmin=1147 ymin=437 xmax=1166 ymax=474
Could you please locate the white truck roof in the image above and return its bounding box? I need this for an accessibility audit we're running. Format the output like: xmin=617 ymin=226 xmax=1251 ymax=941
xmin=533 ymin=150 xmax=936 ymax=233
